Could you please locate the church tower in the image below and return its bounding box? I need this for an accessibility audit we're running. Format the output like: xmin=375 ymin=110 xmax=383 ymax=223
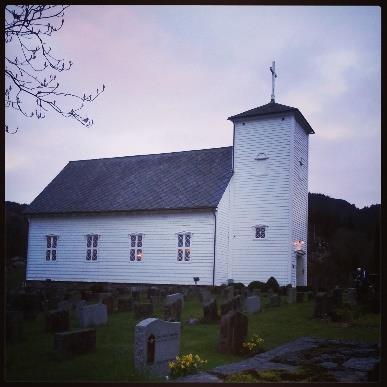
xmin=226 ymin=62 xmax=315 ymax=286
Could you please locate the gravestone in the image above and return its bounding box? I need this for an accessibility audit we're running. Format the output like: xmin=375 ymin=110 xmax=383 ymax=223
xmin=232 ymin=295 xmax=242 ymax=311
xmin=74 ymin=300 xmax=87 ymax=319
xmin=342 ymin=288 xmax=357 ymax=308
xmin=287 ymin=287 xmax=297 ymax=304
xmin=117 ymin=296 xmax=133 ymax=312
xmin=202 ymin=299 xmax=219 ymax=323
xmin=54 ymin=328 xmax=96 ymax=359
xmin=296 ymin=292 xmax=305 ymax=303
xmin=223 ymin=286 xmax=234 ymax=301
xmin=45 ymin=309 xmax=70 ymax=332
xmin=269 ymin=293 xmax=281 ymax=307
xmin=200 ymin=289 xmax=212 ymax=304
xmin=78 ymin=303 xmax=108 ymax=328
xmin=164 ymin=299 xmax=182 ymax=322
xmin=117 ymin=285 xmax=131 ymax=295
xmin=307 ymin=290 xmax=314 ymax=301
xmin=134 ymin=318 xmax=181 ymax=377
xmin=267 ymin=288 xmax=274 ymax=297
xmin=57 ymin=300 xmax=72 ymax=312
xmin=6 ymin=311 xmax=23 ymax=341
xmin=244 ymin=296 xmax=261 ymax=314
xmin=82 ymin=290 xmax=99 ymax=303
xmin=314 ymin=292 xmax=328 ymax=318
xmin=98 ymin=292 xmax=115 ymax=314
xmin=332 ymin=287 xmax=344 ymax=307
xmin=165 ymin=293 xmax=184 ymax=308
xmin=147 ymin=287 xmax=159 ymax=301
xmin=220 ymin=300 xmax=233 ymax=316
xmin=252 ymin=289 xmax=261 ymax=297
xmin=134 ymin=302 xmax=154 ymax=320
xmin=218 ymin=311 xmax=248 ymax=355
xmin=131 ymin=288 xmax=141 ymax=301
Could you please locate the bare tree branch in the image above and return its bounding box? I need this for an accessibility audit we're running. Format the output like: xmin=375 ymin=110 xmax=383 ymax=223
xmin=5 ymin=5 xmax=105 ymax=133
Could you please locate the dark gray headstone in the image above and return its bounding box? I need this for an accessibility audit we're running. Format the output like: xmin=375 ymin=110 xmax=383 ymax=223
xmin=164 ymin=299 xmax=182 ymax=322
xmin=269 ymin=293 xmax=281 ymax=307
xmin=45 ymin=309 xmax=70 ymax=332
xmin=134 ymin=318 xmax=180 ymax=377
xmin=287 ymin=287 xmax=297 ymax=304
xmin=343 ymin=288 xmax=357 ymax=307
xmin=54 ymin=328 xmax=96 ymax=359
xmin=314 ymin=292 xmax=328 ymax=318
xmin=117 ymin=296 xmax=133 ymax=312
xmin=296 ymin=292 xmax=305 ymax=303
xmin=218 ymin=311 xmax=248 ymax=355
xmin=165 ymin=293 xmax=184 ymax=308
xmin=202 ymin=299 xmax=219 ymax=322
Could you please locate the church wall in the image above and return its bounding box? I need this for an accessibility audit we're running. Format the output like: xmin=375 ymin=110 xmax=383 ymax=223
xmin=291 ymin=119 xmax=309 ymax=286
xmin=214 ymin=182 xmax=231 ymax=285
xmin=229 ymin=113 xmax=293 ymax=286
xmin=26 ymin=210 xmax=216 ymax=285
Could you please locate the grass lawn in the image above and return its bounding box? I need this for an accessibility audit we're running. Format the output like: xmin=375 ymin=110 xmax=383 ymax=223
xmin=5 ymin=294 xmax=380 ymax=382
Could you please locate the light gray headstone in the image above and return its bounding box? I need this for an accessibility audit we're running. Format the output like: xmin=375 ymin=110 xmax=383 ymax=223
xmin=74 ymin=300 xmax=87 ymax=319
xmin=287 ymin=287 xmax=297 ymax=304
xmin=165 ymin=293 xmax=184 ymax=307
xmin=78 ymin=303 xmax=108 ymax=328
xmin=134 ymin=318 xmax=181 ymax=377
xmin=244 ymin=296 xmax=261 ymax=314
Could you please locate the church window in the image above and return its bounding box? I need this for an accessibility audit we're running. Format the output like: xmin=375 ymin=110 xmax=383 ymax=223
xmin=254 ymin=225 xmax=267 ymax=239
xmin=129 ymin=234 xmax=143 ymax=261
xmin=45 ymin=235 xmax=58 ymax=261
xmin=86 ymin=234 xmax=99 ymax=261
xmin=177 ymin=233 xmax=191 ymax=262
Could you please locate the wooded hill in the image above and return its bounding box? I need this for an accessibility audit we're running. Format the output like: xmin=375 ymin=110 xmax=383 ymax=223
xmin=5 ymin=194 xmax=380 ymax=289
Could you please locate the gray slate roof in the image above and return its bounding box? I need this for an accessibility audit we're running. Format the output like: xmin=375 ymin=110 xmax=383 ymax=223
xmin=25 ymin=146 xmax=233 ymax=215
xmin=228 ymin=101 xmax=315 ymax=134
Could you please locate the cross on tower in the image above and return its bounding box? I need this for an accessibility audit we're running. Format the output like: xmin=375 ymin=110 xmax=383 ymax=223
xmin=270 ymin=61 xmax=277 ymax=103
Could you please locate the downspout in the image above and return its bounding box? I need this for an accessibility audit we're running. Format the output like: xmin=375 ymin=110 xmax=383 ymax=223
xmin=212 ymin=210 xmax=217 ymax=286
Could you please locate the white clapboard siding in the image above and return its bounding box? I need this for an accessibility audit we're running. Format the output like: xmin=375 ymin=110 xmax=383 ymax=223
xmin=291 ymin=119 xmax=309 ymax=286
xmin=214 ymin=183 xmax=230 ymax=285
xmin=229 ymin=114 xmax=294 ymax=286
xmin=26 ymin=210 xmax=216 ymax=285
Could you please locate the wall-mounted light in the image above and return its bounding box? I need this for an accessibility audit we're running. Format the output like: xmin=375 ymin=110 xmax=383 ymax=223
xmin=193 ymin=277 xmax=200 ymax=285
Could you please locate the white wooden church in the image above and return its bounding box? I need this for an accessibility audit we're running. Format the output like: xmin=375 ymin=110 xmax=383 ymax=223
xmin=25 ymin=63 xmax=314 ymax=287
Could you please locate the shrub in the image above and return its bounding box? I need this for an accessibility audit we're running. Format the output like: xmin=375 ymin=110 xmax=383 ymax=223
xmin=265 ymin=277 xmax=280 ymax=293
xmin=242 ymin=334 xmax=265 ymax=356
xmin=168 ymin=354 xmax=207 ymax=378
xmin=231 ymin=282 xmax=245 ymax=290
xmin=247 ymin=281 xmax=265 ymax=291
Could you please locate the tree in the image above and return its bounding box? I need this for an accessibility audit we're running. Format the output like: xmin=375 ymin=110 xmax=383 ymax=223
xmin=5 ymin=5 xmax=105 ymax=134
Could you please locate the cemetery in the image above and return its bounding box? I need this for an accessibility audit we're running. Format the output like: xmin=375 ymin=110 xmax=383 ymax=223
xmin=5 ymin=279 xmax=380 ymax=382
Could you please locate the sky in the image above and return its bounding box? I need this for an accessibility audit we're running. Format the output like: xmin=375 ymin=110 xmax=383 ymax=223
xmin=5 ymin=5 xmax=381 ymax=209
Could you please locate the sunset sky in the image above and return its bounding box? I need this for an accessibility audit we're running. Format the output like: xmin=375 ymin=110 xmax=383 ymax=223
xmin=5 ymin=5 xmax=381 ymax=209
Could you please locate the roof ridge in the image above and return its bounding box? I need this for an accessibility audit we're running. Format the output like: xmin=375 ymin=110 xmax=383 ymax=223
xmin=69 ymin=145 xmax=233 ymax=163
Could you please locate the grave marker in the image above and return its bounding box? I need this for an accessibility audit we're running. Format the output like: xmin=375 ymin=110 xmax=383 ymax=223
xmin=78 ymin=303 xmax=108 ymax=328
xmin=244 ymin=296 xmax=261 ymax=314
xmin=134 ymin=318 xmax=181 ymax=377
